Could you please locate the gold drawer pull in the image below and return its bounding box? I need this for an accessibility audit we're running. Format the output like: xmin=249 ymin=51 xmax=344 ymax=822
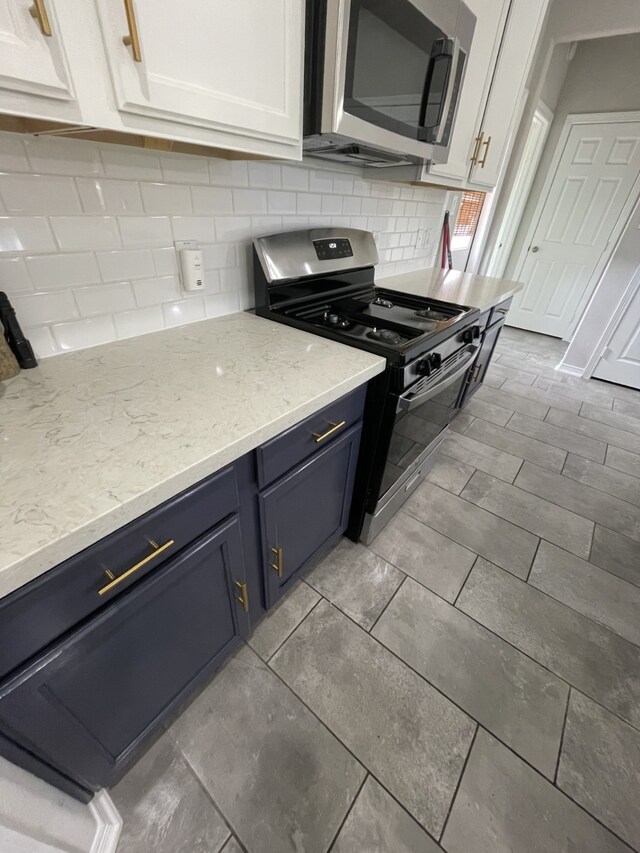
xmin=122 ymin=0 xmax=142 ymax=62
xmin=271 ymin=546 xmax=283 ymax=578
xmin=470 ymin=131 xmax=483 ymax=165
xmin=479 ymin=136 xmax=492 ymax=168
xmin=312 ymin=420 xmax=346 ymax=443
xmin=98 ymin=539 xmax=174 ymax=596
xmin=235 ymin=580 xmax=249 ymax=613
xmin=29 ymin=0 xmax=52 ymax=36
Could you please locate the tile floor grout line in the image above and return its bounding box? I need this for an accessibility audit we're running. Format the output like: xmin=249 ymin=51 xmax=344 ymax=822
xmin=577 ymin=407 xmax=640 ymax=435
xmin=514 ymin=459 xmax=640 ymax=530
xmin=438 ymin=723 xmax=479 ymax=843
xmin=367 ymin=573 xmax=408 ymax=634
xmin=264 ymin=593 xmax=324 ymax=664
xmin=560 ymin=456 xmax=640 ymax=505
xmin=452 ymin=554 xmax=479 ymax=608
xmin=325 ymin=772 xmax=370 ymax=853
xmin=553 ymin=687 xmax=572 ymax=785
xmin=524 ymin=536 xmax=542 ymax=584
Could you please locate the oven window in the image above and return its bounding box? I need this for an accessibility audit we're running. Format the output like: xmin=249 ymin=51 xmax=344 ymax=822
xmin=343 ymin=0 xmax=445 ymax=140
xmin=379 ymin=369 xmax=466 ymax=499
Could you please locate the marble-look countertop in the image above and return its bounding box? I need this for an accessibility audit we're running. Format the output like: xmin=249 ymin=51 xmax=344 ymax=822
xmin=0 ymin=313 xmax=385 ymax=600
xmin=378 ymin=267 xmax=523 ymax=312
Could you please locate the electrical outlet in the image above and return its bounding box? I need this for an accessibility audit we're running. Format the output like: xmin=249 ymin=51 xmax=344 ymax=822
xmin=415 ymin=229 xmax=430 ymax=250
xmin=174 ymin=239 xmax=198 ymax=252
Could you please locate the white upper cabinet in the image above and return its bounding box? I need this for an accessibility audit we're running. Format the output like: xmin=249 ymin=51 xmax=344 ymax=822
xmin=468 ymin=0 xmax=548 ymax=188
xmin=0 ymin=0 xmax=80 ymax=119
xmin=92 ymin=0 xmax=303 ymax=157
xmin=428 ymin=0 xmax=510 ymax=185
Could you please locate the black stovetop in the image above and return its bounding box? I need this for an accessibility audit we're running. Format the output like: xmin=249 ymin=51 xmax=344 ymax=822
xmin=279 ymin=286 xmax=479 ymax=364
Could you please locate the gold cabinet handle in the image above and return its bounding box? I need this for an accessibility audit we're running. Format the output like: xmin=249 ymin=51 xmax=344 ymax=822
xmin=271 ymin=546 xmax=283 ymax=578
xmin=235 ymin=580 xmax=249 ymax=613
xmin=98 ymin=538 xmax=174 ymax=595
xmin=122 ymin=0 xmax=142 ymax=62
xmin=470 ymin=132 xmax=484 ymax=165
xmin=479 ymin=136 xmax=492 ymax=168
xmin=312 ymin=420 xmax=346 ymax=443
xmin=29 ymin=0 xmax=52 ymax=36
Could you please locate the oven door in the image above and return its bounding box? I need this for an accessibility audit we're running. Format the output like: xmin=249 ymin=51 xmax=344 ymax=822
xmin=361 ymin=344 xmax=477 ymax=542
xmin=319 ymin=0 xmax=475 ymax=160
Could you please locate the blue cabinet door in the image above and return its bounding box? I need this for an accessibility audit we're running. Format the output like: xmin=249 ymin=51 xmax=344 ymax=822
xmin=259 ymin=422 xmax=362 ymax=607
xmin=0 ymin=515 xmax=249 ymax=792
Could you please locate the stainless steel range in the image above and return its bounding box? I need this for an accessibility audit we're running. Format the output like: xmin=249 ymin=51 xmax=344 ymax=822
xmin=253 ymin=228 xmax=481 ymax=543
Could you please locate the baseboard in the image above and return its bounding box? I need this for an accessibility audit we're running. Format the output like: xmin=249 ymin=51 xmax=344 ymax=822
xmin=88 ymin=791 xmax=122 ymax=853
xmin=555 ymin=361 xmax=584 ymax=377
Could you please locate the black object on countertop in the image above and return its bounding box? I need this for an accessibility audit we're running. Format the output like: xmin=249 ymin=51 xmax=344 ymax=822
xmin=0 ymin=291 xmax=37 ymax=369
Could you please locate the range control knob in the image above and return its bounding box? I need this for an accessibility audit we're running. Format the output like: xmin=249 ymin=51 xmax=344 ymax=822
xmin=461 ymin=325 xmax=481 ymax=344
xmin=416 ymin=352 xmax=441 ymax=376
xmin=428 ymin=352 xmax=442 ymax=370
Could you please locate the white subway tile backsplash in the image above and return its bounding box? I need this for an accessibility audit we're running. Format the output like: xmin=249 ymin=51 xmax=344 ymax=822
xmin=247 ymin=161 xmax=281 ymax=189
xmin=100 ymin=147 xmax=161 ymax=181
xmin=24 ymin=137 xmax=103 ymax=177
xmin=0 ymin=217 xmax=56 ymax=253
xmin=75 ymin=282 xmax=135 ymax=317
xmin=13 ymin=290 xmax=78 ymax=325
xmin=171 ymin=216 xmax=215 ymax=243
xmin=27 ymin=252 xmax=101 ymax=289
xmin=140 ymin=182 xmax=192 ymax=215
xmin=76 ymin=178 xmax=143 ymax=215
xmin=114 ymin=305 xmax=165 ymax=339
xmin=0 ymin=256 xmax=32 ymax=293
xmin=0 ymin=174 xmax=81 ymax=215
xmin=191 ymin=186 xmax=233 ymax=215
xmin=0 ymin=133 xmax=446 ymax=356
xmin=132 ymin=274 xmax=182 ymax=307
xmin=281 ymin=165 xmax=308 ymax=191
xmin=267 ymin=191 xmax=296 ymax=215
xmin=97 ymin=249 xmax=155 ymax=281
xmin=118 ymin=216 xmax=172 ymax=248
xmin=160 ymin=154 xmax=210 ymax=185
xmin=233 ymin=189 xmax=267 ymax=215
xmin=51 ymin=216 xmax=121 ymax=251
xmin=52 ymin=316 xmax=116 ymax=351
xmin=162 ymin=296 xmax=206 ymax=327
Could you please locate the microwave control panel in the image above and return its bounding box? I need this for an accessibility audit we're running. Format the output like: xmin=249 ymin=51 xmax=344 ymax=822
xmin=313 ymin=238 xmax=353 ymax=260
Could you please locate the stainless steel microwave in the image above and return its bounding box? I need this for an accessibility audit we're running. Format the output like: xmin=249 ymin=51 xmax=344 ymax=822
xmin=304 ymin=0 xmax=476 ymax=168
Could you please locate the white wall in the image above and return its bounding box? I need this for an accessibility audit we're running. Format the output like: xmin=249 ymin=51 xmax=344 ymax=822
xmin=0 ymin=132 xmax=447 ymax=359
xmin=548 ymin=0 xmax=640 ymax=42
xmin=504 ymin=31 xmax=640 ymax=279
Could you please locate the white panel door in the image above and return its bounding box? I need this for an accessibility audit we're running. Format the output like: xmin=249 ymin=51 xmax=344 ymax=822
xmin=428 ymin=0 xmax=510 ymax=184
xmin=593 ymin=278 xmax=640 ymax=390
xmin=0 ymin=0 xmax=75 ymax=101
xmin=508 ymin=121 xmax=640 ymax=337
xmin=93 ymin=0 xmax=302 ymax=149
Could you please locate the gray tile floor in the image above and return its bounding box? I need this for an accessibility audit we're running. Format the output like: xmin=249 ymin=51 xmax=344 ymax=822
xmin=110 ymin=327 xmax=640 ymax=853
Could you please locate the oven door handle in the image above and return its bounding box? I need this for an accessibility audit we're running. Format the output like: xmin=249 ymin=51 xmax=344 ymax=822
xmin=398 ymin=345 xmax=479 ymax=412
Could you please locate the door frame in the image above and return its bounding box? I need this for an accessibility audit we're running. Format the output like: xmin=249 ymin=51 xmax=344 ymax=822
xmin=484 ymin=101 xmax=553 ymax=278
xmin=512 ymin=110 xmax=640 ymax=339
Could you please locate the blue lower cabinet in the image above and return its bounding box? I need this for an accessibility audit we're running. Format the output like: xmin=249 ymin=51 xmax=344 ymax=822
xmin=0 ymin=515 xmax=249 ymax=792
xmin=259 ymin=422 xmax=363 ymax=607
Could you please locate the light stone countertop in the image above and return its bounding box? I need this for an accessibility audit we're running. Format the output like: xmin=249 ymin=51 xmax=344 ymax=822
xmin=378 ymin=267 xmax=523 ymax=312
xmin=0 ymin=312 xmax=385 ymax=600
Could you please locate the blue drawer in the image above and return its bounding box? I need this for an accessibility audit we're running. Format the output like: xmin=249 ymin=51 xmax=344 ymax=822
xmin=255 ymin=385 xmax=367 ymax=489
xmin=0 ymin=465 xmax=239 ymax=680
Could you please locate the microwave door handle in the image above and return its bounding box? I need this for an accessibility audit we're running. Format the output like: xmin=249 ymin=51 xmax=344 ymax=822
xmin=398 ymin=344 xmax=478 ymax=412
xmin=418 ymin=37 xmax=460 ymax=144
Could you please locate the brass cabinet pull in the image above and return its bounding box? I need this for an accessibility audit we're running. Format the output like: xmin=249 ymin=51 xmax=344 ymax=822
xmin=122 ymin=0 xmax=142 ymax=62
xmin=271 ymin=546 xmax=283 ymax=578
xmin=29 ymin=0 xmax=52 ymax=36
xmin=470 ymin=132 xmax=484 ymax=165
xmin=479 ymin=136 xmax=492 ymax=168
xmin=235 ymin=580 xmax=249 ymax=613
xmin=98 ymin=538 xmax=174 ymax=595
xmin=312 ymin=420 xmax=346 ymax=443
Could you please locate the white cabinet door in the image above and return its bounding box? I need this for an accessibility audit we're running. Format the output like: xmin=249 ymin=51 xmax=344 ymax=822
xmin=93 ymin=0 xmax=302 ymax=155
xmin=468 ymin=0 xmax=548 ymax=189
xmin=0 ymin=0 xmax=76 ymax=102
xmin=428 ymin=0 xmax=510 ymax=185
